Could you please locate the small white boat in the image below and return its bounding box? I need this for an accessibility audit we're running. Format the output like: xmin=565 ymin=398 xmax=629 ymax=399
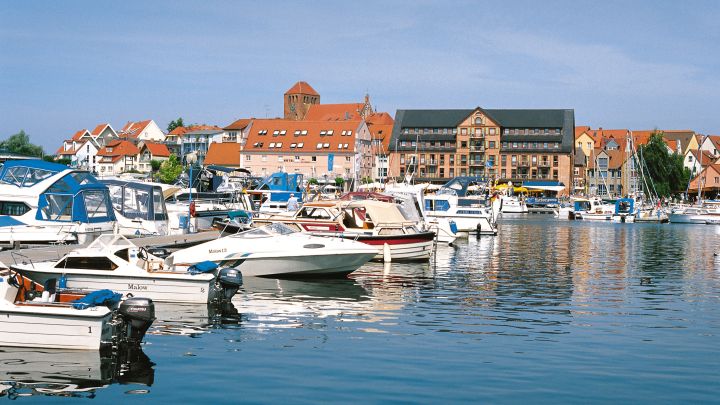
xmin=167 ymin=223 xmax=378 ymax=277
xmin=101 ymin=179 xmax=169 ymax=237
xmin=500 ymin=195 xmax=528 ymax=214
xmin=10 ymin=234 xmax=243 ymax=304
xmin=0 ymin=269 xmax=154 ymax=350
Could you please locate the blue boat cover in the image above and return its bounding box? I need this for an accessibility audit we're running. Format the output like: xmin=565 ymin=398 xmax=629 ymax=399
xmin=188 ymin=260 xmax=218 ymax=274
xmin=72 ymin=289 xmax=122 ymax=310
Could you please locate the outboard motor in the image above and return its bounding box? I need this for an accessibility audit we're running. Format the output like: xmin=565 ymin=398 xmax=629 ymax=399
xmin=215 ymin=268 xmax=243 ymax=301
xmin=117 ymin=297 xmax=155 ymax=345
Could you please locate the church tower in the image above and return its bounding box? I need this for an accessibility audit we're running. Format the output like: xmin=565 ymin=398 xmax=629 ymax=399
xmin=284 ymin=81 xmax=320 ymax=120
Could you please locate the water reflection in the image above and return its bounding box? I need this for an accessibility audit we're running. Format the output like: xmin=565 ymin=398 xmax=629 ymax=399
xmin=151 ymin=302 xmax=242 ymax=337
xmin=237 ymin=277 xmax=371 ymax=330
xmin=0 ymin=345 xmax=153 ymax=400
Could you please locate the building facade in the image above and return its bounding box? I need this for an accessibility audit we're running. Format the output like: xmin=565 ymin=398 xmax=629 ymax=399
xmin=389 ymin=108 xmax=575 ymax=193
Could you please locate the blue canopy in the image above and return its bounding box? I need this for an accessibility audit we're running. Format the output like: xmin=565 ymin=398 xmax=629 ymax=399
xmin=72 ymin=289 xmax=122 ymax=310
xmin=188 ymin=260 xmax=218 ymax=274
xmin=36 ymin=172 xmax=116 ymax=224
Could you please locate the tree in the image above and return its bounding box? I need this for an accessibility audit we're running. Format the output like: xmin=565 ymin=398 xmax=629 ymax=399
xmin=167 ymin=117 xmax=185 ymax=133
xmin=308 ymin=178 xmax=318 ymax=185
xmin=636 ymin=132 xmax=691 ymax=197
xmin=0 ymin=130 xmax=44 ymax=157
xmin=150 ymin=159 xmax=162 ymax=172
xmin=334 ymin=176 xmax=345 ymax=187
xmin=157 ymin=154 xmax=184 ymax=183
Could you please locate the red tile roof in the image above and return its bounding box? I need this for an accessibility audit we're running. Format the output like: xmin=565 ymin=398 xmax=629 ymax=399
xmin=245 ymin=119 xmax=361 ymax=154
xmin=167 ymin=125 xmax=222 ymax=137
xmin=205 ymin=143 xmax=242 ymax=166
xmin=285 ymin=81 xmax=319 ymax=96
xmin=91 ymin=123 xmax=111 ymax=136
xmin=71 ymin=129 xmax=90 ymax=141
xmin=119 ymin=120 xmax=152 ymax=139
xmin=688 ymin=149 xmax=717 ymax=165
xmin=689 ymin=164 xmax=720 ymax=190
xmin=366 ymin=112 xmax=394 ymax=126
xmin=223 ymin=118 xmax=252 ymax=131
xmin=142 ymin=142 xmax=171 ymax=157
xmin=574 ymin=126 xmax=591 ymax=138
xmin=97 ymin=140 xmax=140 ymax=157
xmin=304 ymin=103 xmax=364 ymax=121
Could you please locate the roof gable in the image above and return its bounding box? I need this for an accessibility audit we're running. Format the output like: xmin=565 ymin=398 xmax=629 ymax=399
xmin=285 ymin=81 xmax=319 ymax=96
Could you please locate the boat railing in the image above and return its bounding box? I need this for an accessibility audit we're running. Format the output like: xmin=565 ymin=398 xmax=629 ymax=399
xmin=10 ymin=251 xmax=35 ymax=268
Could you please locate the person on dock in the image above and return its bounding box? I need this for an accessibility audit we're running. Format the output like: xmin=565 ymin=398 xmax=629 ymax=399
xmin=287 ymin=194 xmax=299 ymax=211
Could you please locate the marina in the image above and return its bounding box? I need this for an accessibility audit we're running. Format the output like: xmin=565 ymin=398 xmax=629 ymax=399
xmin=1 ymin=216 xmax=719 ymax=402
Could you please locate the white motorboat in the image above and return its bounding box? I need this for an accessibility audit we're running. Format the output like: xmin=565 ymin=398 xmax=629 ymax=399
xmin=386 ymin=178 xmax=500 ymax=235
xmin=0 ymin=269 xmax=154 ymax=350
xmin=500 ymin=195 xmax=528 ymax=214
xmin=0 ymin=160 xmax=116 ymax=248
xmin=101 ymin=179 xmax=169 ymax=237
xmin=10 ymin=235 xmax=243 ymax=304
xmin=253 ymin=201 xmax=437 ymax=262
xmin=167 ymin=223 xmax=378 ymax=277
xmin=164 ymin=189 xmax=253 ymax=234
xmin=572 ymin=197 xmax=615 ymax=220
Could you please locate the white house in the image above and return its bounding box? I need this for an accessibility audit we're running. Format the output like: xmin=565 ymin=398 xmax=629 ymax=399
xmin=118 ymin=120 xmax=165 ymax=142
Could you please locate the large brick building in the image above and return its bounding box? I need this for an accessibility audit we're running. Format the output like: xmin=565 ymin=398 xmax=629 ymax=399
xmin=389 ymin=108 xmax=575 ymax=194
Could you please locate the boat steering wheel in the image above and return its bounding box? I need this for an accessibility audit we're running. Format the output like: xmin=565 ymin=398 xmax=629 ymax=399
xmin=137 ymin=247 xmax=149 ymax=261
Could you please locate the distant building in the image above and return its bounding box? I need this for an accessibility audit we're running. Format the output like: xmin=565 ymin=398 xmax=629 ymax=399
xmin=118 ymin=120 xmax=165 ymax=142
xmin=96 ymin=140 xmax=140 ymax=175
xmin=390 ymin=108 xmax=575 ymax=194
xmin=284 ymin=81 xmax=320 ymax=120
xmin=180 ymin=127 xmax=225 ymax=166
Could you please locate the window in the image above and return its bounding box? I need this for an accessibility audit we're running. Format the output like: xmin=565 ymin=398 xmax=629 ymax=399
xmin=280 ymin=130 xmax=287 ymax=135
xmin=489 ymin=141 xmax=496 ymax=148
xmin=311 ymin=156 xmax=317 ymax=162
xmin=475 ymin=117 xmax=482 ymax=125
xmin=327 ymin=130 xmax=333 ymax=135
xmin=55 ymin=256 xmax=118 ymax=270
xmin=269 ymin=142 xmax=276 ymax=148
xmin=294 ymin=130 xmax=301 ymax=136
xmin=276 ymin=142 xmax=282 ymax=148
xmin=273 ymin=130 xmax=279 ymax=136
xmin=0 ymin=201 xmax=30 ymax=216
xmin=320 ymin=130 xmax=326 ymax=136
xmin=294 ymin=156 xmax=300 ymax=162
xmin=290 ymin=143 xmax=297 ymax=148
xmin=316 ymin=143 xmax=323 ymax=149
xmin=246 ymin=155 xmax=251 ymax=161
xmin=301 ymin=130 xmax=308 ymax=135
xmin=461 ymin=128 xmax=467 ymax=135
xmin=323 ymin=143 xmax=330 ymax=148
xmin=297 ymin=142 xmax=304 ymax=148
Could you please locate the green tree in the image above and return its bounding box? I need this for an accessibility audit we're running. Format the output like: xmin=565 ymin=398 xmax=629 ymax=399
xmin=157 ymin=154 xmax=184 ymax=183
xmin=0 ymin=130 xmax=44 ymax=157
xmin=167 ymin=117 xmax=185 ymax=133
xmin=636 ymin=132 xmax=691 ymax=197
xmin=308 ymin=178 xmax=318 ymax=185
xmin=334 ymin=176 xmax=345 ymax=187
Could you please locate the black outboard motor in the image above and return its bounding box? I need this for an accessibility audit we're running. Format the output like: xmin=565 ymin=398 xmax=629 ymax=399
xmin=117 ymin=297 xmax=155 ymax=345
xmin=215 ymin=268 xmax=243 ymax=301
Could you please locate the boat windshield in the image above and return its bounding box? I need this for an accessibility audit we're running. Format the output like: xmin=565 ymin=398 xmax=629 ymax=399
xmin=233 ymin=223 xmax=297 ymax=238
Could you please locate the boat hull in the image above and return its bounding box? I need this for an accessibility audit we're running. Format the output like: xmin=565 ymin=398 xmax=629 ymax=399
xmin=0 ymin=307 xmax=112 ymax=350
xmin=222 ymin=252 xmax=376 ymax=277
xmin=10 ymin=266 xmax=215 ymax=304
xmin=346 ymin=233 xmax=435 ymax=261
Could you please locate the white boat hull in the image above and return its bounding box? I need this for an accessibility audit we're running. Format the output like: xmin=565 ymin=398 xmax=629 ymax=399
xmin=226 ymin=252 xmax=375 ymax=277
xmin=426 ymin=213 xmax=496 ymax=234
xmin=11 ymin=267 xmax=215 ymax=304
xmin=0 ymin=306 xmax=112 ymax=350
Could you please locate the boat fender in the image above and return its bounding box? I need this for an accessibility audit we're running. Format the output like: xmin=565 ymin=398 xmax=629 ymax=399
xmin=190 ymin=201 xmax=197 ymax=217
xmin=59 ymin=274 xmax=67 ymax=289
xmin=383 ymin=243 xmax=392 ymax=263
xmin=449 ymin=221 xmax=458 ymax=234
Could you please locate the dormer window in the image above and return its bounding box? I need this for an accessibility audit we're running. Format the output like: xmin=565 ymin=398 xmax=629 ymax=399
xmin=326 ymin=130 xmax=334 ymax=135
xmin=290 ymin=143 xmax=297 ymax=148
xmin=280 ymin=130 xmax=287 ymax=135
xmin=320 ymin=130 xmax=327 ymax=136
xmin=323 ymin=143 xmax=330 ymax=148
xmin=301 ymin=130 xmax=308 ymax=135
xmin=273 ymin=130 xmax=280 ymax=136
xmin=297 ymin=143 xmax=304 ymax=148
xmin=316 ymin=143 xmax=323 ymax=149
xmin=269 ymin=142 xmax=276 ymax=148
xmin=276 ymin=142 xmax=282 ymax=148
xmin=294 ymin=130 xmax=301 ymax=136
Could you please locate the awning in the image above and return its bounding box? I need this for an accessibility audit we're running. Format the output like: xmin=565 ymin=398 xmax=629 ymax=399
xmin=522 ymin=181 xmax=566 ymax=192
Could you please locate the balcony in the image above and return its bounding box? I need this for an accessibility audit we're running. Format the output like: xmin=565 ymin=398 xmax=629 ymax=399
xmin=428 ymin=159 xmax=438 ymax=166
xmin=469 ymin=145 xmax=485 ymax=152
xmin=470 ymin=132 xmax=485 ymax=139
xmin=539 ymin=161 xmax=550 ymax=167
xmin=469 ymin=160 xmax=485 ymax=166
xmin=518 ymin=160 xmax=530 ymax=167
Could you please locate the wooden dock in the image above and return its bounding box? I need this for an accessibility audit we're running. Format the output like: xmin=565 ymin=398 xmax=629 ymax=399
xmin=0 ymin=231 xmax=220 ymax=269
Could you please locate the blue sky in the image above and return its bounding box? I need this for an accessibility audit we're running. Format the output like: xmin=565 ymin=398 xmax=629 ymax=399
xmin=1 ymin=1 xmax=719 ymax=152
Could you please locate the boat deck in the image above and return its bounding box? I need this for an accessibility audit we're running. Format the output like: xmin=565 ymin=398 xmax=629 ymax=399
xmin=0 ymin=231 xmax=220 ymax=269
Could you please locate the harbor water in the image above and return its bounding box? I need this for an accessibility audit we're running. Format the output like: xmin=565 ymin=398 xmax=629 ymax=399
xmin=2 ymin=216 xmax=719 ymax=403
